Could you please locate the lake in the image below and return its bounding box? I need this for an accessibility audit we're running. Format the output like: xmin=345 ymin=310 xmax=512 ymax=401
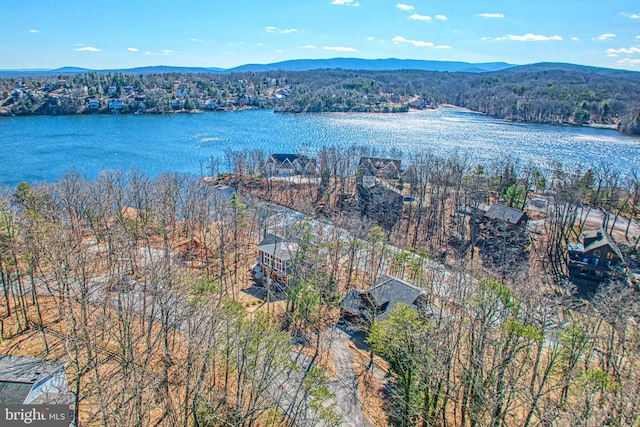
xmin=0 ymin=108 xmax=638 ymax=187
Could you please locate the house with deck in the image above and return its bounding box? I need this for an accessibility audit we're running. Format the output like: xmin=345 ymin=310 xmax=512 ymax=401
xmin=475 ymin=203 xmax=529 ymax=243
xmin=568 ymin=228 xmax=625 ymax=281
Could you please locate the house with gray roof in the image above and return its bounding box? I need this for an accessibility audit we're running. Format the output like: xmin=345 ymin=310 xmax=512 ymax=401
xmin=568 ymin=228 xmax=625 ymax=281
xmin=483 ymin=203 xmax=528 ymax=226
xmin=0 ymin=354 xmax=72 ymax=405
xmin=340 ymin=275 xmax=442 ymax=326
xmin=357 ymin=157 xmax=402 ymax=180
xmin=266 ymin=154 xmax=317 ymax=177
xmin=256 ymin=233 xmax=299 ymax=285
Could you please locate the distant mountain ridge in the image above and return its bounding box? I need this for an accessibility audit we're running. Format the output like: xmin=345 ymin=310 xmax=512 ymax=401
xmin=504 ymin=62 xmax=640 ymax=78
xmin=224 ymin=58 xmax=515 ymax=73
xmin=2 ymin=58 xmax=639 ymax=78
xmin=0 ymin=58 xmax=514 ymax=77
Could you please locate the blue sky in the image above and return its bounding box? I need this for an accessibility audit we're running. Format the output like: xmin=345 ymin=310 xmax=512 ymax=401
xmin=2 ymin=0 xmax=640 ymax=70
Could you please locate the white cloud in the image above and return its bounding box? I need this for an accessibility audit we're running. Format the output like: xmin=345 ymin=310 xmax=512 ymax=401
xmin=435 ymin=15 xmax=447 ymax=21
xmin=409 ymin=13 xmax=432 ymax=21
xmin=434 ymin=45 xmax=452 ymax=49
xmin=29 ymin=29 xmax=39 ymax=33
xmin=630 ymin=13 xmax=639 ymax=19
xmin=277 ymin=49 xmax=284 ymax=53
xmin=506 ymin=33 xmax=563 ymax=41
xmin=162 ymin=50 xmax=175 ymax=55
xmin=392 ymin=36 xmax=434 ymax=47
xmin=617 ymin=58 xmax=640 ymax=66
xmin=323 ymin=45 xmax=357 ymax=51
xmin=331 ymin=0 xmax=359 ymax=6
xmin=256 ymin=43 xmax=264 ymax=46
xmin=265 ymin=26 xmax=298 ymax=34
xmin=606 ymin=47 xmax=640 ymax=54
xmin=366 ymin=36 xmax=375 ymax=41
xmin=127 ymin=47 xmax=139 ymax=52
xmin=143 ymin=51 xmax=155 ymax=55
xmin=571 ymin=37 xmax=579 ymax=41
xmin=594 ymin=33 xmax=616 ymax=41
xmin=74 ymin=46 xmax=101 ymax=52
xmin=299 ymin=44 xmax=317 ymax=49
xmin=191 ymin=38 xmax=205 ymax=42
xmin=477 ymin=13 xmax=504 ymax=18
xmin=396 ymin=3 xmax=414 ymax=11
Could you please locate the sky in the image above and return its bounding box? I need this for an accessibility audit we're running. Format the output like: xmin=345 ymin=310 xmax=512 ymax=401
xmin=1 ymin=0 xmax=640 ymax=71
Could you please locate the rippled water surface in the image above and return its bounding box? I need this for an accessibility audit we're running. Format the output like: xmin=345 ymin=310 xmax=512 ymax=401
xmin=0 ymin=109 xmax=638 ymax=186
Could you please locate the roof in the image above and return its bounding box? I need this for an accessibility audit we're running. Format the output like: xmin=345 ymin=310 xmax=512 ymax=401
xmin=0 ymin=355 xmax=67 ymax=405
xmin=484 ymin=204 xmax=527 ymax=225
xmin=358 ymin=157 xmax=402 ymax=173
xmin=269 ymin=154 xmax=303 ymax=163
xmin=257 ymin=233 xmax=299 ymax=261
xmin=0 ymin=355 xmax=65 ymax=384
xmin=0 ymin=382 xmax=34 ymax=405
xmin=581 ymin=228 xmax=624 ymax=260
xmin=269 ymin=154 xmax=316 ymax=168
xmin=340 ymin=275 xmax=439 ymax=322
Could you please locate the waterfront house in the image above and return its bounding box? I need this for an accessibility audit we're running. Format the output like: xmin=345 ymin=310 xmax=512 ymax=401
xmin=0 ymin=354 xmax=72 ymax=405
xmin=256 ymin=233 xmax=298 ymax=285
xmin=108 ymin=85 xmax=117 ymax=96
xmin=108 ymin=99 xmax=123 ymax=113
xmin=568 ymin=228 xmax=624 ymax=281
xmin=357 ymin=157 xmax=402 ymax=180
xmin=266 ymin=154 xmax=317 ymax=177
xmin=88 ymin=98 xmax=100 ymax=110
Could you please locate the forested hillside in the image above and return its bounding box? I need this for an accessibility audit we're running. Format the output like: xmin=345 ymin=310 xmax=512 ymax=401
xmin=1 ymin=63 xmax=640 ymax=135
xmin=1 ymin=145 xmax=639 ymax=425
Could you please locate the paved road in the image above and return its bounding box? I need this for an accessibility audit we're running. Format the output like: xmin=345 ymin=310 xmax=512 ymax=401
xmin=327 ymin=328 xmax=375 ymax=427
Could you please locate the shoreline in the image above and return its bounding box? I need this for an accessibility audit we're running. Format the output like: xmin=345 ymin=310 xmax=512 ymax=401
xmin=0 ymin=104 xmax=632 ymax=136
xmin=436 ymin=104 xmax=483 ymax=114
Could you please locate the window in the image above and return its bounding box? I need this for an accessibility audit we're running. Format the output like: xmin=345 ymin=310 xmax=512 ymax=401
xmin=263 ymin=252 xmax=274 ymax=268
